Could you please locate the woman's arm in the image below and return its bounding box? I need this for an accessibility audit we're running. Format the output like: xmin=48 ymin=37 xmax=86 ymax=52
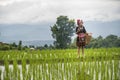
xmin=76 ymin=27 xmax=79 ymax=34
xmin=83 ymin=26 xmax=86 ymax=33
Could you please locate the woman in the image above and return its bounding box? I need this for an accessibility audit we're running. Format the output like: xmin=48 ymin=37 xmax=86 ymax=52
xmin=76 ymin=19 xmax=87 ymax=58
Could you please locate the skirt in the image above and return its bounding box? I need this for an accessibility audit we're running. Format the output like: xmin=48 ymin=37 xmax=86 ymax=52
xmin=76 ymin=36 xmax=86 ymax=47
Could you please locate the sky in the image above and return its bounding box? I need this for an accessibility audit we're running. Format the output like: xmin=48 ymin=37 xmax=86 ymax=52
xmin=0 ymin=0 xmax=120 ymax=41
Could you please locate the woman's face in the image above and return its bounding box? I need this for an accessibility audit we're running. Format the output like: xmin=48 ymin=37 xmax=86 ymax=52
xmin=79 ymin=22 xmax=83 ymax=26
xmin=80 ymin=20 xmax=83 ymax=26
xmin=80 ymin=23 xmax=83 ymax=26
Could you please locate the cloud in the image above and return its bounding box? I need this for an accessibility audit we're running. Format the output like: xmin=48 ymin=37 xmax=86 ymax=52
xmin=0 ymin=0 xmax=120 ymax=24
xmin=0 ymin=0 xmax=25 ymax=6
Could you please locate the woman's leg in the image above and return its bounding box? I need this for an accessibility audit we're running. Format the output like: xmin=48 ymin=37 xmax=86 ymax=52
xmin=82 ymin=37 xmax=85 ymax=56
xmin=78 ymin=47 xmax=80 ymax=58
xmin=82 ymin=46 xmax=84 ymax=56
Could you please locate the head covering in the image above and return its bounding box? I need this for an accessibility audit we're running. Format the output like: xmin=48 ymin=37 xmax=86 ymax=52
xmin=77 ymin=19 xmax=81 ymax=25
xmin=77 ymin=19 xmax=84 ymax=25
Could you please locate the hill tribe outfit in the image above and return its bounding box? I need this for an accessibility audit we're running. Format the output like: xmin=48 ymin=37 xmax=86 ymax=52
xmin=76 ymin=25 xmax=86 ymax=47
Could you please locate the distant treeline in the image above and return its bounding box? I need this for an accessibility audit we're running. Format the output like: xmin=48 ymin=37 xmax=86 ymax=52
xmin=0 ymin=34 xmax=120 ymax=50
xmin=71 ymin=34 xmax=120 ymax=48
xmin=0 ymin=41 xmax=54 ymax=51
xmin=0 ymin=40 xmax=26 ymax=50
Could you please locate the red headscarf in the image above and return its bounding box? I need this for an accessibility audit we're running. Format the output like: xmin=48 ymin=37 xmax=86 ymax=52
xmin=77 ymin=19 xmax=81 ymax=25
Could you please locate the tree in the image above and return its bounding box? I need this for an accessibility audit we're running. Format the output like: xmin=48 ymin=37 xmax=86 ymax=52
xmin=1 ymin=45 xmax=10 ymax=50
xmin=51 ymin=16 xmax=75 ymax=49
xmin=29 ymin=45 xmax=35 ymax=48
xmin=44 ymin=44 xmax=48 ymax=48
xmin=9 ymin=42 xmax=17 ymax=50
xmin=96 ymin=36 xmax=104 ymax=48
xmin=49 ymin=44 xmax=55 ymax=49
xmin=12 ymin=42 xmax=17 ymax=48
xmin=18 ymin=40 xmax=22 ymax=50
xmin=105 ymin=35 xmax=118 ymax=47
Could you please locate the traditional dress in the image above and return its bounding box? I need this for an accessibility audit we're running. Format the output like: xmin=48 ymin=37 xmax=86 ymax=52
xmin=76 ymin=26 xmax=86 ymax=47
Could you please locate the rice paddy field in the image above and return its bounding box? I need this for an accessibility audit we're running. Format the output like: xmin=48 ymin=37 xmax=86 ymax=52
xmin=0 ymin=48 xmax=120 ymax=80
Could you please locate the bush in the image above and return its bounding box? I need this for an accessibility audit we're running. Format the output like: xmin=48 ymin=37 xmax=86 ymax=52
xmin=0 ymin=45 xmax=10 ymax=50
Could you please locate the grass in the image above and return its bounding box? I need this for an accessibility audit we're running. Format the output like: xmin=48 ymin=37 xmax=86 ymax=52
xmin=0 ymin=48 xmax=120 ymax=80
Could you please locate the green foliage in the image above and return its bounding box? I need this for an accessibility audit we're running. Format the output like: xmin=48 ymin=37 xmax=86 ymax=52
xmin=9 ymin=42 xmax=17 ymax=50
xmin=18 ymin=40 xmax=22 ymax=50
xmin=0 ymin=42 xmax=9 ymax=50
xmin=72 ymin=34 xmax=120 ymax=48
xmin=0 ymin=69 xmax=1 ymax=80
xmin=51 ymin=15 xmax=75 ymax=49
xmin=0 ymin=44 xmax=10 ymax=50
xmin=44 ymin=44 xmax=48 ymax=48
xmin=0 ymin=41 xmax=29 ymax=51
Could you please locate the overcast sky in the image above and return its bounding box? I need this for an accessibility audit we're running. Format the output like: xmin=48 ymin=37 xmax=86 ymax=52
xmin=0 ymin=0 xmax=120 ymax=23
xmin=0 ymin=0 xmax=120 ymax=41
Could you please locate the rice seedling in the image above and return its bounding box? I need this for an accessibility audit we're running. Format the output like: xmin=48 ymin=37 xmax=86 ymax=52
xmin=0 ymin=48 xmax=120 ymax=80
